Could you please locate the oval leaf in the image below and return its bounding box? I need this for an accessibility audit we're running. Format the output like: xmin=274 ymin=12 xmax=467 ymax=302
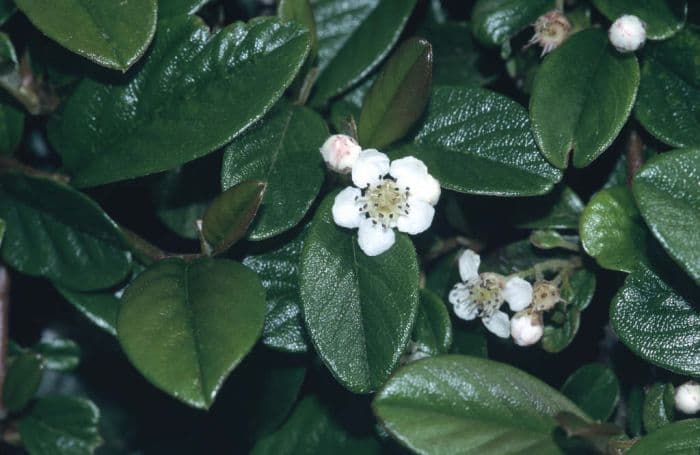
xmin=591 ymin=0 xmax=687 ymax=40
xmin=34 ymin=335 xmax=80 ymax=372
xmin=642 ymin=383 xmax=675 ymax=433
xmin=530 ymin=29 xmax=640 ymax=169
xmin=628 ymin=419 xmax=700 ymax=455
xmin=561 ymin=363 xmax=620 ymax=421
xmin=0 ymin=99 xmax=23 ymax=155
xmin=0 ymin=172 xmax=131 ymax=291
xmin=471 ymin=0 xmax=554 ymax=47
xmin=358 ymin=37 xmax=432 ymax=149
xmin=279 ymin=0 xmax=318 ymax=58
xmin=373 ymin=355 xmax=590 ymax=454
xmin=48 ymin=16 xmax=310 ymax=188
xmin=118 ymin=258 xmax=266 ymax=408
xmin=413 ymin=289 xmax=452 ymax=356
xmin=299 ymin=194 xmax=420 ymax=393
xmin=14 ymin=0 xmax=157 ymax=71
xmin=3 ymin=352 xmax=42 ymax=412
xmin=159 ymin=0 xmax=211 ymax=19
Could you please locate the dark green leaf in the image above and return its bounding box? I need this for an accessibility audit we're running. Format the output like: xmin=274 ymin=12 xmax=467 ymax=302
xmin=373 ymin=355 xmax=590 ymax=454
xmin=159 ymin=0 xmax=211 ymax=19
xmin=471 ymin=0 xmax=554 ymax=47
xmin=591 ymin=0 xmax=687 ymax=40
xmin=412 ymin=289 xmax=452 ymax=356
xmin=642 ymin=383 xmax=675 ymax=433
xmin=0 ymin=99 xmax=23 ymax=155
xmin=0 ymin=0 xmax=15 ymax=25
xmin=310 ymin=0 xmax=418 ymax=104
xmin=118 ymin=257 xmax=266 ymax=408
xmin=530 ymin=29 xmax=640 ymax=168
xmin=14 ymin=0 xmax=157 ymax=71
xmin=57 ymin=285 xmax=121 ymax=335
xmin=611 ymin=264 xmax=700 ymax=377
xmin=221 ymin=104 xmax=327 ymax=240
xmin=299 ymin=194 xmax=420 ymax=393
xmin=450 ymin=325 xmax=488 ymax=358
xmin=358 ymin=37 xmax=432 ymax=149
xmin=0 ymin=172 xmax=131 ymax=291
xmin=48 ymin=16 xmax=310 ymax=188
xmin=279 ymin=0 xmax=318 ymax=59
xmin=542 ymin=269 xmax=595 ymax=353
xmin=3 ymin=352 xmax=42 ymax=412
xmin=530 ymin=230 xmax=579 ymax=251
xmin=561 ymin=363 xmax=620 ymax=421
xmin=34 ymin=335 xmax=80 ymax=372
xmin=628 ymin=419 xmax=700 ymax=454
xmin=17 ymin=395 xmax=102 ymax=455
xmin=633 ymin=148 xmax=700 ymax=283
xmin=396 ymin=86 xmax=561 ymax=196
xmin=515 ymin=186 xmax=584 ymax=230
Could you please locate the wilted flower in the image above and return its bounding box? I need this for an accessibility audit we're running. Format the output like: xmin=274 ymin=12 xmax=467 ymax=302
xmin=529 ymin=10 xmax=572 ymax=56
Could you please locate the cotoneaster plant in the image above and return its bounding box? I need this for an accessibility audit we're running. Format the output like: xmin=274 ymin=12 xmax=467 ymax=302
xmin=0 ymin=0 xmax=698 ymax=454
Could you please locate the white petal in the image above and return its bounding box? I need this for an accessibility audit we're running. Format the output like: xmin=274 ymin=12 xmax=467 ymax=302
xmin=390 ymin=156 xmax=428 ymax=181
xmin=357 ymin=218 xmax=395 ymax=256
xmin=482 ymin=311 xmax=510 ymax=338
xmin=392 ymin=156 xmax=441 ymax=206
xmin=449 ymin=283 xmax=478 ymax=321
xmin=458 ymin=249 xmax=480 ymax=282
xmin=396 ymin=197 xmax=434 ymax=235
xmin=352 ymin=149 xmax=390 ymax=188
xmin=332 ymin=187 xmax=363 ymax=229
xmin=502 ymin=277 xmax=533 ymax=312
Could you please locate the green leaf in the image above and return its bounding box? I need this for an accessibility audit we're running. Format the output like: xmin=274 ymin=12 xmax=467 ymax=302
xmin=299 ymin=193 xmax=420 ymax=393
xmin=450 ymin=325 xmax=488 ymax=358
xmin=642 ymin=383 xmax=675 ymax=433
xmin=3 ymin=352 xmax=42 ymax=412
xmin=530 ymin=230 xmax=579 ymax=251
xmin=636 ymin=27 xmax=700 ymax=148
xmin=591 ymin=0 xmax=687 ymax=40
xmin=202 ymin=180 xmax=266 ymax=255
xmin=243 ymin=229 xmax=309 ymax=353
xmin=515 ymin=186 xmax=584 ymax=230
xmin=48 ymin=16 xmax=310 ymax=188
xmin=34 ymin=335 xmax=81 ymax=372
xmin=373 ymin=355 xmax=590 ymax=454
xmin=0 ymin=172 xmax=131 ymax=291
xmin=530 ymin=29 xmax=640 ymax=169
xmin=57 ymin=284 xmax=122 ymax=335
xmin=611 ymin=264 xmax=700 ymax=377
xmin=310 ymin=0 xmax=418 ymax=104
xmin=358 ymin=37 xmax=432 ymax=149
xmin=0 ymin=0 xmax=15 ymax=25
xmin=633 ymin=148 xmax=700 ymax=283
xmin=561 ymin=363 xmax=620 ymax=421
xmin=580 ymin=186 xmax=650 ymax=273
xmin=397 ymin=86 xmax=562 ymax=196
xmin=628 ymin=419 xmax=700 ymax=455
xmin=13 ymin=0 xmax=157 ymax=71
xmin=221 ymin=103 xmax=327 ymax=240
xmin=252 ymin=395 xmax=381 ymax=454
xmin=17 ymin=395 xmax=102 ymax=455
xmin=413 ymin=289 xmax=452 ymax=356
xmin=0 ymin=99 xmax=23 ymax=155
xmin=117 ymin=257 xmax=266 ymax=408
xmin=542 ymin=269 xmax=596 ymax=352
xmin=471 ymin=0 xmax=554 ymax=47
xmin=279 ymin=0 xmax=318 ymax=59
xmin=159 ymin=0 xmax=211 ymax=19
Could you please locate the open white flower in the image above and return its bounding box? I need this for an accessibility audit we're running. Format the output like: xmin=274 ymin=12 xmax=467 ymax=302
xmin=448 ymin=249 xmax=533 ymax=338
xmin=332 ymin=150 xmax=440 ymax=256
xmin=319 ymin=134 xmax=362 ymax=174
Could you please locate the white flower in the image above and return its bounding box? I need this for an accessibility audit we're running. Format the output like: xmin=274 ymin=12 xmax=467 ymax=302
xmin=529 ymin=10 xmax=572 ymax=56
xmin=332 ymin=150 xmax=440 ymax=256
xmin=675 ymin=381 xmax=700 ymax=414
xmin=609 ymin=15 xmax=646 ymax=53
xmin=320 ymin=134 xmax=362 ymax=174
xmin=448 ymin=249 xmax=533 ymax=338
xmin=511 ymin=311 xmax=544 ymax=346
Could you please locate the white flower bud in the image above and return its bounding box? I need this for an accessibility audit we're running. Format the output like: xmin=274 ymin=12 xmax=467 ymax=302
xmin=675 ymin=381 xmax=700 ymax=414
xmin=532 ymin=281 xmax=561 ymax=312
xmin=530 ymin=10 xmax=572 ymax=56
xmin=319 ymin=134 xmax=362 ymax=174
xmin=510 ymin=311 xmax=544 ymax=346
xmin=609 ymin=15 xmax=646 ymax=53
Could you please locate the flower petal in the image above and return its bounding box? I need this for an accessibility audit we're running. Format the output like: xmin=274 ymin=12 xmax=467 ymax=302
xmin=396 ymin=197 xmax=434 ymax=235
xmin=390 ymin=156 xmax=428 ymax=180
xmin=458 ymin=249 xmax=480 ymax=282
xmin=503 ymin=277 xmax=533 ymax=312
xmin=352 ymin=149 xmax=390 ymax=188
xmin=449 ymin=283 xmax=478 ymax=321
xmin=482 ymin=311 xmax=510 ymax=338
xmin=357 ymin=217 xmax=395 ymax=256
xmin=391 ymin=156 xmax=441 ymax=206
xmin=332 ymin=187 xmax=363 ymax=228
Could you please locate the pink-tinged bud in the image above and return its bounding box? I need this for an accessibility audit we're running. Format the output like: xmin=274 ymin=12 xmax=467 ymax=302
xmin=675 ymin=381 xmax=700 ymax=414
xmin=511 ymin=311 xmax=544 ymax=346
xmin=609 ymin=15 xmax=646 ymax=53
xmin=319 ymin=134 xmax=362 ymax=174
xmin=529 ymin=10 xmax=572 ymax=56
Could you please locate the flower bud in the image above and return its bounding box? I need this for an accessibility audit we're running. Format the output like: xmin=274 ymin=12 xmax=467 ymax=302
xmin=609 ymin=15 xmax=646 ymax=53
xmin=319 ymin=134 xmax=362 ymax=174
xmin=530 ymin=10 xmax=572 ymax=56
xmin=532 ymin=281 xmax=560 ymax=312
xmin=511 ymin=311 xmax=544 ymax=346
xmin=675 ymin=381 xmax=700 ymax=414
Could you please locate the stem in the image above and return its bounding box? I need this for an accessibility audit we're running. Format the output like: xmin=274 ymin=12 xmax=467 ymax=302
xmin=509 ymin=256 xmax=582 ymax=280
xmin=120 ymin=226 xmax=201 ymax=265
xmin=0 ymin=264 xmax=9 ymax=415
xmin=626 ymin=130 xmax=644 ymax=186
xmin=0 ymin=157 xmax=70 ymax=184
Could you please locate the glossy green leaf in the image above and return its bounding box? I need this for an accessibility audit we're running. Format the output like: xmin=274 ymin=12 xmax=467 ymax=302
xmin=561 ymin=363 xmax=620 ymax=421
xmin=636 ymin=27 xmax=700 ymax=148
xmin=34 ymin=335 xmax=80 ymax=372
xmin=592 ymin=0 xmax=687 ymax=40
xmin=299 ymin=194 xmax=420 ymax=393
xmin=642 ymin=383 xmax=675 ymax=433
xmin=580 ymin=186 xmax=650 ymax=273
xmin=118 ymin=257 xmax=266 ymax=408
xmin=14 ymin=0 xmax=157 ymax=71
xmin=530 ymin=29 xmax=640 ymax=169
xmin=413 ymin=289 xmax=452 ymax=356
xmin=611 ymin=264 xmax=700 ymax=377
xmin=310 ymin=0 xmax=417 ymax=104
xmin=17 ymin=395 xmax=102 ymax=455
xmin=515 ymin=187 xmax=584 ymax=230
xmin=48 ymin=16 xmax=310 ymax=188
xmin=57 ymin=285 xmax=121 ymax=335
xmin=397 ymin=86 xmax=561 ymax=196
xmin=471 ymin=0 xmax=554 ymax=46
xmin=530 ymin=230 xmax=579 ymax=251
xmin=243 ymin=229 xmax=309 ymax=353
xmin=279 ymin=0 xmax=318 ymax=58
xmin=628 ymin=419 xmax=700 ymax=455
xmin=0 ymin=172 xmax=131 ymax=291
xmin=202 ymin=180 xmax=266 ymax=255
xmin=0 ymin=99 xmax=23 ymax=155
xmin=3 ymin=352 xmax=42 ymax=412
xmin=373 ymin=355 xmax=590 ymax=454
xmin=633 ymin=148 xmax=700 ymax=283
xmin=159 ymin=0 xmax=211 ymax=19
xmin=358 ymin=37 xmax=432 ymax=149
